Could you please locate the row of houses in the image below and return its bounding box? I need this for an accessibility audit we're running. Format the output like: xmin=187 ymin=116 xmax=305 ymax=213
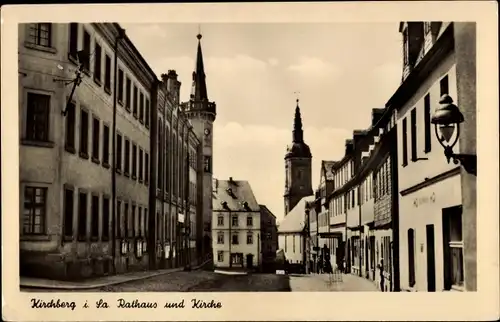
xmin=18 ymin=23 xmax=216 ymax=280
xmin=278 ymin=21 xmax=477 ymax=292
xmin=211 ymin=178 xmax=278 ymax=271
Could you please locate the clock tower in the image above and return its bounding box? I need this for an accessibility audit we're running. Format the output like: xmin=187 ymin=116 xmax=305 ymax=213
xmin=182 ymin=33 xmax=216 ymax=258
xmin=284 ymin=99 xmax=313 ymax=215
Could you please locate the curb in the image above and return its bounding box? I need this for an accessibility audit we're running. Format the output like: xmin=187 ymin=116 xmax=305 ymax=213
xmin=21 ymin=259 xmax=212 ymax=290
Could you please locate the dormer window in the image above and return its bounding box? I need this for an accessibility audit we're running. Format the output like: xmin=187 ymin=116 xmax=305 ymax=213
xmin=226 ymin=188 xmax=236 ymax=199
xmin=424 ymin=22 xmax=432 ymax=35
xmin=220 ymin=201 xmax=229 ymax=210
xmin=403 ymin=28 xmax=409 ymax=66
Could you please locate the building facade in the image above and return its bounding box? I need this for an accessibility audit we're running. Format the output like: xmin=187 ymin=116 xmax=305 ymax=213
xmin=19 ymin=22 xmax=208 ymax=280
xmin=388 ymin=21 xmax=476 ymax=292
xmin=182 ymin=34 xmax=217 ymax=260
xmin=284 ymin=99 xmax=313 ymax=215
xmin=212 ymin=178 xmax=261 ymax=270
xmin=259 ymin=205 xmax=278 ymax=271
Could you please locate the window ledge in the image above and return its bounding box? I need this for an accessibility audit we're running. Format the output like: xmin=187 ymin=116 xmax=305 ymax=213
xmin=126 ymin=106 xmax=131 ymax=113
xmin=65 ymin=145 xmax=76 ymax=154
xmin=118 ymin=99 xmax=124 ymax=106
xmin=102 ymin=162 xmax=110 ymax=169
xmin=124 ymin=172 xmax=130 ymax=178
xmin=63 ymin=235 xmax=74 ymax=242
xmin=104 ymin=87 xmax=112 ymax=95
xmin=68 ymin=54 xmax=78 ymax=65
xmin=83 ymin=68 xmax=91 ymax=77
xmin=139 ymin=119 xmax=144 ymax=124
xmin=24 ymin=42 xmax=57 ymax=54
xmin=133 ymin=113 xmax=138 ymax=119
xmin=20 ymin=234 xmax=51 ymax=241
xmin=21 ymin=139 xmax=55 ymax=148
xmin=90 ymin=237 xmax=99 ymax=242
xmin=132 ymin=175 xmax=137 ymax=180
xmin=79 ymin=151 xmax=89 ymax=160
xmin=91 ymin=157 xmax=100 ymax=165
xmin=451 ymin=285 xmax=465 ymax=292
xmin=94 ymin=77 xmax=102 ymax=87
xmin=116 ymin=168 xmax=122 ymax=174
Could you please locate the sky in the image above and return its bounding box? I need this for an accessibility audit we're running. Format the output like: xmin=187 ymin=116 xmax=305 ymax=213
xmin=122 ymin=23 xmax=403 ymax=222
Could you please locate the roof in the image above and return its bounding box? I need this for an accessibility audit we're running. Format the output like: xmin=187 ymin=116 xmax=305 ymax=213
xmin=277 ymin=195 xmax=315 ymax=233
xmin=259 ymin=205 xmax=276 ymax=219
xmin=321 ymin=160 xmax=337 ymax=181
xmin=212 ymin=179 xmax=260 ymax=212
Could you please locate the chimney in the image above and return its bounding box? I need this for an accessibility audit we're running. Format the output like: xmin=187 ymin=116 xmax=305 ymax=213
xmin=345 ymin=139 xmax=354 ymax=155
xmin=229 ymin=177 xmax=233 ymax=183
xmin=406 ymin=22 xmax=425 ymax=66
xmin=371 ymin=108 xmax=385 ymax=126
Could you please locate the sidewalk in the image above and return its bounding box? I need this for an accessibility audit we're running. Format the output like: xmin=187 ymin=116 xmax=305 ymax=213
xmin=289 ymin=272 xmax=380 ymax=292
xmin=20 ymin=260 xmax=211 ymax=290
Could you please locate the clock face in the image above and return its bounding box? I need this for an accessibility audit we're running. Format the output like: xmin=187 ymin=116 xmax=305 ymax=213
xmin=204 ymin=128 xmax=211 ymax=136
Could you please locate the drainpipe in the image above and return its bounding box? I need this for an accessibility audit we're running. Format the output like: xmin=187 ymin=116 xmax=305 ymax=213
xmin=159 ymin=92 xmax=167 ymax=268
xmin=358 ymin=185 xmax=362 ymax=277
xmin=111 ymin=26 xmax=125 ymax=274
xmin=184 ymin=136 xmax=191 ymax=270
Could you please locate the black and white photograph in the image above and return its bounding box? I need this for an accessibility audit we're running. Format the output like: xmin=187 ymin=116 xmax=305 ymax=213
xmin=2 ymin=2 xmax=499 ymax=321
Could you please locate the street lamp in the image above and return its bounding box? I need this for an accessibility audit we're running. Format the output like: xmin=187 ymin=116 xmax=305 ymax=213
xmin=431 ymin=94 xmax=476 ymax=175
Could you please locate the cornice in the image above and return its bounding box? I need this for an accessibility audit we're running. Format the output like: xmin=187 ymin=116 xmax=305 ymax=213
xmin=400 ymin=166 xmax=460 ymax=196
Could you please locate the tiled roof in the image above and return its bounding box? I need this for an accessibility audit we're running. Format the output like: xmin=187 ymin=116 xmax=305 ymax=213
xmin=259 ymin=205 xmax=276 ymax=219
xmin=212 ymin=179 xmax=260 ymax=212
xmin=277 ymin=195 xmax=315 ymax=233
xmin=321 ymin=160 xmax=338 ymax=181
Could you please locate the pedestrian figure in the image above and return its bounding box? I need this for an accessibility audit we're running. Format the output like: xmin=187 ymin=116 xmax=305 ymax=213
xmin=377 ymin=258 xmax=385 ymax=292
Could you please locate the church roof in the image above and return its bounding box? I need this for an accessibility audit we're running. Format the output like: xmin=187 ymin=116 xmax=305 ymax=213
xmin=285 ymin=99 xmax=312 ymax=159
xmin=212 ymin=178 xmax=260 ymax=212
xmin=277 ymin=195 xmax=315 ymax=233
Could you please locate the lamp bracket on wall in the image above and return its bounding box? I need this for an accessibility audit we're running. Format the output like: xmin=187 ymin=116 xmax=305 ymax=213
xmin=444 ymin=146 xmax=477 ymax=176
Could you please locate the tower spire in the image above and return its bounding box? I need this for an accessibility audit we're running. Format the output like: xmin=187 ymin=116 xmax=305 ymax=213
xmin=292 ymin=98 xmax=304 ymax=143
xmin=191 ymin=31 xmax=208 ymax=101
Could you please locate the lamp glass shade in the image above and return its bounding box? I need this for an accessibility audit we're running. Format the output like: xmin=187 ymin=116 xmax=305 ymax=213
xmin=431 ymin=95 xmax=465 ymax=125
xmin=438 ymin=124 xmax=456 ymax=144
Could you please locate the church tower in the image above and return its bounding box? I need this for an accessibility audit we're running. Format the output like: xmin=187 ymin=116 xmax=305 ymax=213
xmin=284 ymin=99 xmax=313 ymax=215
xmin=182 ymin=33 xmax=216 ymax=256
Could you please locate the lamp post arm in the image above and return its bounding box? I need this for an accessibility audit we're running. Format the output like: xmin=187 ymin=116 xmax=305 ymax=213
xmin=444 ymin=146 xmax=477 ymax=175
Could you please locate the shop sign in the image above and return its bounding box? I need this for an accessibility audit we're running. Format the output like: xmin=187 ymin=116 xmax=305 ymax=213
xmin=413 ymin=192 xmax=436 ymax=208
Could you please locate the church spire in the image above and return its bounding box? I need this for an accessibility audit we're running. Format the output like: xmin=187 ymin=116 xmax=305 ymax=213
xmin=191 ymin=33 xmax=208 ymax=101
xmin=292 ymin=99 xmax=304 ymax=143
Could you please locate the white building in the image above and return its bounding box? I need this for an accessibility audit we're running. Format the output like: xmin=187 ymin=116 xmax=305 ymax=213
xmin=212 ymin=178 xmax=261 ymax=270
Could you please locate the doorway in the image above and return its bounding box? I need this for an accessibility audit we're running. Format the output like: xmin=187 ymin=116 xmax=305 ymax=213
xmin=246 ymin=254 xmax=254 ymax=269
xmin=370 ymin=236 xmax=376 ymax=281
xmin=426 ymin=224 xmax=436 ymax=292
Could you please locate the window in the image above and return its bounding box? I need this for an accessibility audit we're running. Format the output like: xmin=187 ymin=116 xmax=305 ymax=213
xmin=217 ymin=251 xmax=224 ymax=262
xmin=132 ymin=144 xmax=137 ymax=179
xmin=125 ymin=77 xmax=131 ymax=111
xmin=402 ymin=118 xmax=408 ymax=166
xmin=204 ymin=156 xmax=212 ymax=173
xmin=424 ymin=94 xmax=432 ymax=153
xmin=117 ymin=200 xmax=122 ymax=237
xmin=124 ymin=203 xmax=129 ymax=238
xmin=408 ymin=228 xmax=416 ymax=287
xmin=138 ymin=207 xmax=143 ymax=237
xmin=246 ymin=215 xmax=253 ymax=227
xmin=78 ymin=192 xmax=87 ymax=241
xmin=424 ymin=22 xmax=432 ymax=34
xmin=293 ymin=235 xmax=296 ymax=253
xmin=92 ymin=117 xmax=100 ymax=161
xmin=218 ymin=215 xmax=224 ymax=226
xmin=124 ymin=139 xmax=130 ymax=175
xmin=440 ymin=75 xmax=449 ymax=96
xmin=116 ymin=134 xmax=122 ymax=172
xmin=232 ymin=215 xmax=238 ymax=227
xmin=26 ymin=92 xmax=50 ymax=142
xmin=443 ymin=206 xmax=464 ymax=290
xmin=145 ymin=152 xmax=149 ymax=184
xmin=144 ymin=208 xmax=148 ymax=237
xmin=217 ymin=232 xmax=224 ymax=244
xmin=23 ymin=186 xmax=47 ymax=234
xmin=247 ymin=233 xmax=253 ymax=245
xmin=133 ymin=85 xmax=138 ymax=117
xmin=102 ymin=196 xmax=110 ymax=241
xmin=131 ymin=205 xmax=136 ymax=237
xmin=91 ymin=195 xmax=99 ymax=240
xmin=65 ymin=102 xmax=76 ymax=152
xmin=68 ymin=23 xmax=78 ymax=58
xmin=139 ymin=148 xmax=144 ymax=182
xmin=232 ymin=234 xmax=239 ymax=245
xmin=139 ymin=92 xmax=144 ymax=123
xmin=145 ymin=99 xmax=150 ymax=128
xmin=104 ymin=54 xmax=111 ymax=93
xmin=103 ymin=125 xmax=110 ymax=166
xmin=82 ymin=29 xmax=91 ymax=71
xmin=410 ymin=108 xmax=417 ymax=161
xmin=94 ymin=43 xmax=102 ymax=83
xmin=118 ymin=69 xmax=124 ymax=103
xmin=27 ymin=23 xmax=52 ymax=48
xmin=63 ymin=187 xmax=74 ymax=238
xmin=285 ymin=236 xmax=287 ymax=252
xmin=79 ymin=109 xmax=89 ymax=158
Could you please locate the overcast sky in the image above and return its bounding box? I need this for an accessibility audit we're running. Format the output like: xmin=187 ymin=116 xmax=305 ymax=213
xmin=122 ymin=23 xmax=403 ymax=221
